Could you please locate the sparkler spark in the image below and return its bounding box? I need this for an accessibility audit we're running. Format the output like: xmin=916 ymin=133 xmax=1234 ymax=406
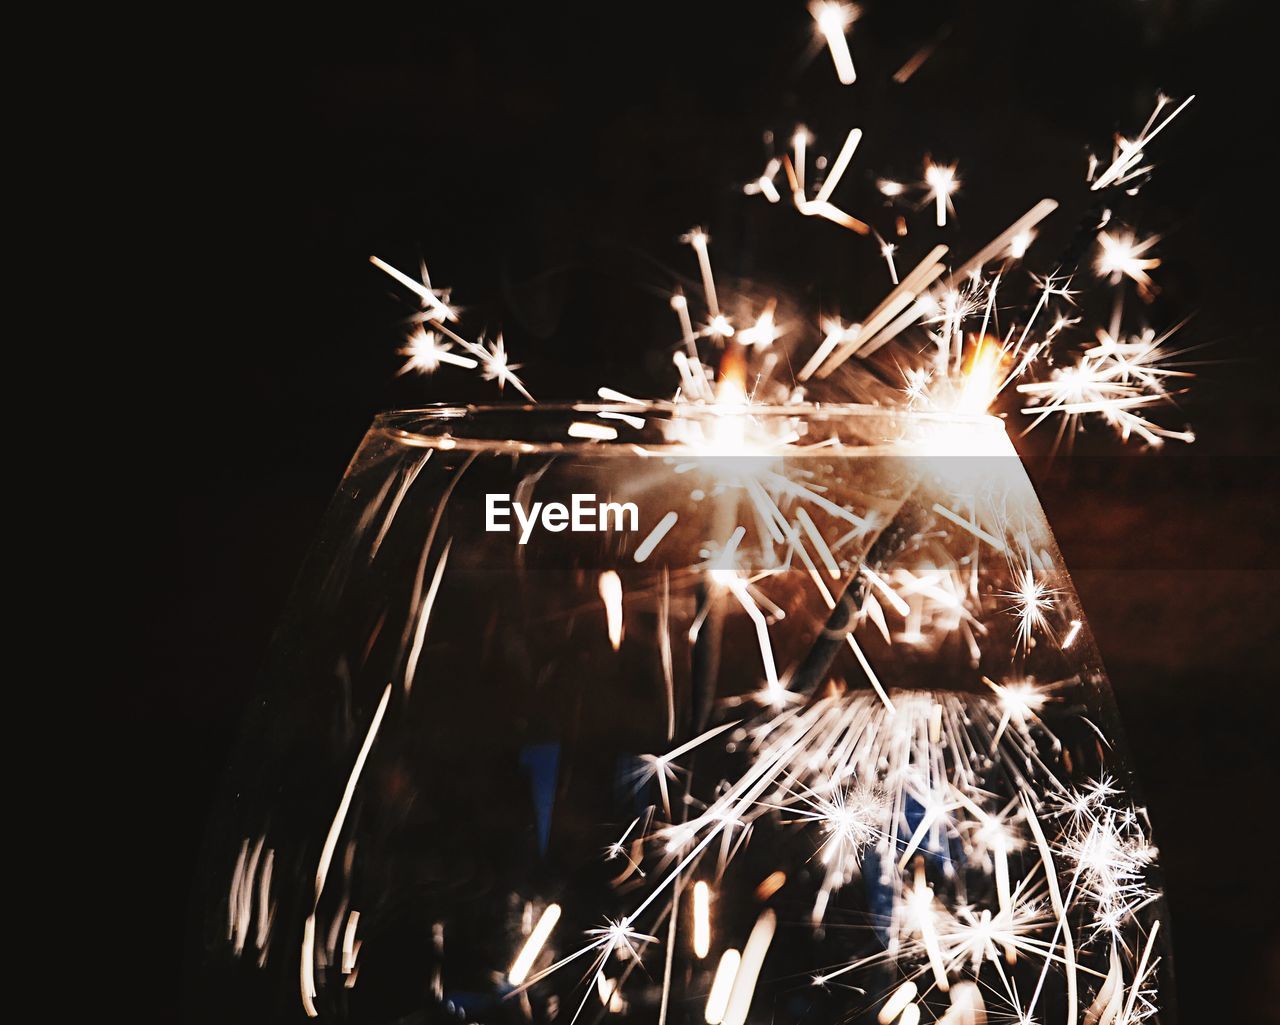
xmin=925 ymin=161 xmax=960 ymax=227
xmin=300 ymin=683 xmax=391 ymax=1017
xmin=810 ymin=2 xmax=858 ymax=84
xmin=720 ymin=909 xmax=776 ymax=1025
xmin=796 ymin=779 xmax=888 ymax=860
xmin=744 ymin=157 xmax=783 ymax=203
xmin=877 ymin=232 xmax=900 ymax=283
xmin=475 ymin=333 xmax=534 ymax=400
xmin=635 ymin=511 xmax=679 ymax=563
xmin=1095 ymin=230 xmax=1161 ymax=292
xmin=879 ymin=981 xmax=917 ymax=1024
xmin=509 ymin=904 xmax=562 ymax=985
xmin=1018 ymin=324 xmax=1195 ymax=446
xmin=335 ymin=21 xmax=1191 ymax=1025
xmin=1090 ymin=93 xmax=1195 ymax=192
xmin=683 ymin=227 xmax=722 ymax=321
xmin=397 ymin=328 xmax=478 ymax=375
xmin=598 ymin=570 xmax=625 ymax=650
xmin=569 ymin=421 xmax=620 ymax=441
xmin=370 ymin=254 xmax=457 ymax=323
xmin=737 ymin=302 xmax=784 ymax=349
xmin=691 ymin=881 xmax=711 ymax=959
xmin=814 ymin=128 xmax=863 ymax=204
xmin=1054 ymin=789 xmax=1159 ymax=938
xmin=704 ymin=949 xmax=740 ymax=1024
xmin=373 ymin=255 xmax=534 ymax=399
xmin=1000 ymin=565 xmax=1058 ymax=650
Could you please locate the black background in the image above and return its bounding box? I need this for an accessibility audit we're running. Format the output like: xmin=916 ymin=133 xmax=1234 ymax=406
xmin=100 ymin=1 xmax=1276 ymax=1020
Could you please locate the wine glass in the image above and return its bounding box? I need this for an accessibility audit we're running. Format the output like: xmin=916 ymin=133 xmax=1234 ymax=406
xmin=194 ymin=403 xmax=1172 ymax=1025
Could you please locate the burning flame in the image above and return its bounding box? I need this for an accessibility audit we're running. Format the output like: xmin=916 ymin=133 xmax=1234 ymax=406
xmin=955 ymin=335 xmax=1006 ymax=414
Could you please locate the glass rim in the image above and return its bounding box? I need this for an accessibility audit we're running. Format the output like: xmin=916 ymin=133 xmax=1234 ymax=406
xmin=374 ymin=401 xmax=1004 ymax=439
xmin=370 ymin=402 xmax=1007 ymax=455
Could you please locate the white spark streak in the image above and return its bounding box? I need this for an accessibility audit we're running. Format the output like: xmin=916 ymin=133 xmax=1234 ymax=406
xmin=718 ymin=572 xmax=782 ymax=695
xmin=404 ymin=539 xmax=452 ymax=693
xmin=397 ymin=328 xmax=479 ymax=375
xmin=569 ymin=421 xmax=620 ymax=441
xmin=704 ymin=949 xmax=741 ymax=1024
xmin=635 ymin=511 xmax=679 ymax=562
xmin=300 ymin=683 xmax=392 ymax=1017
xmin=792 ymin=128 xmax=809 ymax=200
xmin=845 ymin=632 xmax=895 ymax=713
xmin=228 ymin=841 xmax=246 ymax=943
xmin=670 ymin=292 xmax=699 ymax=357
xmin=863 ymin=567 xmax=912 ymax=617
xmin=692 ymin=881 xmax=711 ymax=958
xmin=744 ymin=157 xmax=783 ymax=203
xmin=1120 ymin=919 xmax=1161 ymax=1024
xmin=659 ymin=571 xmax=675 ymax=739
xmin=600 ymin=410 xmax=647 ymax=429
xmin=256 ymin=848 xmax=274 ymax=956
xmin=230 ymin=835 xmax=265 ymax=956
xmin=814 ymin=128 xmax=863 ymax=203
xmin=943 ymin=199 xmax=1059 ymax=290
xmin=905 ymin=861 xmax=950 ymax=992
xmin=341 ymin=911 xmax=360 ymax=974
xmin=509 ymin=903 xmax=563 ymax=985
xmin=598 ymin=570 xmax=625 ymax=650
xmin=683 ymin=228 xmax=720 ymax=319
xmin=879 ymin=981 xmax=918 ymax=1023
xmin=706 ymin=313 xmax=735 ymax=340
xmin=935 ymin=982 xmax=986 ymax=1024
xmin=877 ymin=233 xmax=900 ymax=283
xmin=925 ymin=162 xmax=959 ymax=227
xmin=797 ymin=319 xmax=859 ymax=381
xmin=1091 ymin=94 xmax=1194 ymax=191
xmin=597 ymin=386 xmax=644 ymax=403
xmin=473 ymin=334 xmax=534 ymax=400
xmin=673 ymin=351 xmax=713 ymax=400
xmin=721 ymin=909 xmax=776 ymax=1025
xmin=659 ymin=881 xmax=680 ymax=1025
xmin=738 ymin=302 xmax=784 ymax=349
xmin=795 ymin=507 xmax=841 ymax=578
xmin=1024 ymin=795 xmax=1078 ymax=1025
xmin=931 ymin=503 xmax=1007 ymax=552
xmin=811 ymin=3 xmax=857 ymax=83
xmin=795 ymin=780 xmax=888 ymax=862
xmin=370 ymin=255 xmax=457 ymax=323
xmin=1085 ymin=942 xmax=1124 ymax=1025
xmin=811 ymin=244 xmax=950 ymax=375
xmin=1095 ymin=230 xmax=1161 ymax=290
xmin=370 ymin=452 xmax=431 ymax=560
xmin=1000 ymin=564 xmax=1057 ymax=650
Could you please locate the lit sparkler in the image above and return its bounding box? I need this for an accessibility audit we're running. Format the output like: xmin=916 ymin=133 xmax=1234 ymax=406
xmin=330 ymin=15 xmax=1193 ymax=1025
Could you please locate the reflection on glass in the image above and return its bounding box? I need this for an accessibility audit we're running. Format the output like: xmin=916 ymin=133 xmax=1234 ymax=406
xmin=195 ymin=404 xmax=1172 ymax=1025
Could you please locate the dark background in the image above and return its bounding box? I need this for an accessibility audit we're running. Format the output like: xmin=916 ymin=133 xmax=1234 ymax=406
xmin=102 ymin=1 xmax=1276 ymax=1020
